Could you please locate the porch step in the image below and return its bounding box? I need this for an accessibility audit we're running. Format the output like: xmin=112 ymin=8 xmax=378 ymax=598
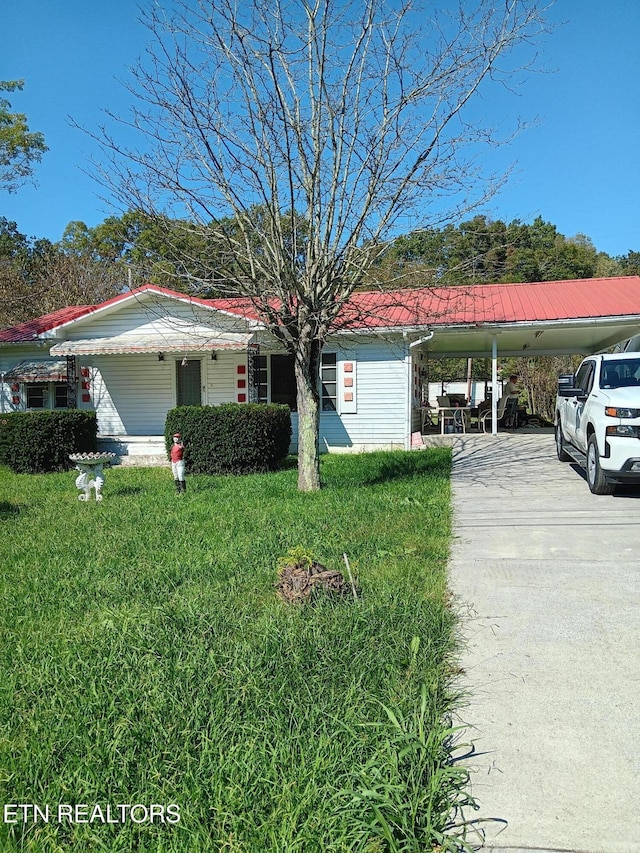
xmin=97 ymin=436 xmax=169 ymax=467
xmin=117 ymin=454 xmax=169 ymax=468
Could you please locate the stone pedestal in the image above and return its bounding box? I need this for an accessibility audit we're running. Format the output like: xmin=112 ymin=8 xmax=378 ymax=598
xmin=69 ymin=453 xmax=116 ymax=501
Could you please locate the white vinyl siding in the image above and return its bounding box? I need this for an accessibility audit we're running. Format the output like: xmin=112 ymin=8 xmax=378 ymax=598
xmin=205 ymin=354 xmax=246 ymax=406
xmin=52 ymin=295 xmax=250 ymax=341
xmin=328 ymin=343 xmax=407 ymax=449
xmin=288 ymin=339 xmax=409 ymax=452
xmin=89 ymin=355 xmax=174 ymax=435
xmin=83 ymin=353 xmax=247 ymax=436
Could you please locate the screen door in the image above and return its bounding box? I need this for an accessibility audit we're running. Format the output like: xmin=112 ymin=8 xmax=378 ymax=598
xmin=176 ymin=359 xmax=202 ymax=406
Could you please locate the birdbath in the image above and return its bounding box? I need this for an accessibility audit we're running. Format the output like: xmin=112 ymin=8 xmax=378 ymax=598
xmin=69 ymin=452 xmax=117 ymax=501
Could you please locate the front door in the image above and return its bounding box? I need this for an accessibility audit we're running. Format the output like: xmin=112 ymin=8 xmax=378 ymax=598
xmin=176 ymin=359 xmax=202 ymax=406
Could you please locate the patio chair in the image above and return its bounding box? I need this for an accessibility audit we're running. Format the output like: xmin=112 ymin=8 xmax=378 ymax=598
xmin=420 ymin=402 xmax=438 ymax=432
xmin=479 ymin=396 xmax=518 ymax=432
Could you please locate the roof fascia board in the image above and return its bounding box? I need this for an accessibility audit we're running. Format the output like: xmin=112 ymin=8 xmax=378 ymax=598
xmin=331 ymin=324 xmax=430 ymax=337
xmin=332 ymin=314 xmax=640 ymax=338
xmin=428 ymin=316 xmax=640 ymax=334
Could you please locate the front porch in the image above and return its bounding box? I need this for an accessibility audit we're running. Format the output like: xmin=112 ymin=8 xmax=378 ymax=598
xmin=97 ymin=435 xmax=169 ymax=467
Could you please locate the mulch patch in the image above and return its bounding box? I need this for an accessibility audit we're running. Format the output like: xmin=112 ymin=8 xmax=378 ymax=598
xmin=275 ymin=559 xmax=352 ymax=604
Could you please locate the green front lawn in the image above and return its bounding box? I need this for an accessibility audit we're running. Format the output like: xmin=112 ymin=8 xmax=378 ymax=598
xmin=0 ymin=450 xmax=474 ymax=852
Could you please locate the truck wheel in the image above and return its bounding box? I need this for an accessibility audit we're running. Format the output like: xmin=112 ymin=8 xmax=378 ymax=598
xmin=555 ymin=421 xmax=571 ymax=462
xmin=586 ymin=435 xmax=615 ymax=495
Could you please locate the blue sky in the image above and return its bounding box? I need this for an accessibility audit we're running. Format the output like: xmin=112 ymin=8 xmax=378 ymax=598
xmin=2 ymin=0 xmax=639 ymax=257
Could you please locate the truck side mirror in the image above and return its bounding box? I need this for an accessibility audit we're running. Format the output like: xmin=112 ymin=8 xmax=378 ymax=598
xmin=557 ymin=385 xmax=583 ymax=397
xmin=558 ymin=373 xmax=575 ymax=390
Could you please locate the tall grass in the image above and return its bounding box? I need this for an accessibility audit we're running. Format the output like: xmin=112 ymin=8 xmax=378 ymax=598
xmin=0 ymin=450 xmax=474 ymax=852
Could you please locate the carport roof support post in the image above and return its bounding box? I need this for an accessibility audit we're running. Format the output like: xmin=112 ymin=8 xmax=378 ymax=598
xmin=492 ymin=335 xmax=498 ymax=435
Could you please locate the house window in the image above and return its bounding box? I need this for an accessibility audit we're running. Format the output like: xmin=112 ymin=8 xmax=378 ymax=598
xmin=26 ymin=384 xmax=47 ymax=409
xmin=271 ymin=354 xmax=297 ymax=410
xmin=54 ymin=384 xmax=68 ymax=409
xmin=254 ymin=355 xmax=268 ymax=403
xmin=321 ymin=352 xmax=337 ymax=411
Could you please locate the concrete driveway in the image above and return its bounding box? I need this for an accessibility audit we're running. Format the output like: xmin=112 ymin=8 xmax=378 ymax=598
xmin=447 ymin=432 xmax=640 ymax=853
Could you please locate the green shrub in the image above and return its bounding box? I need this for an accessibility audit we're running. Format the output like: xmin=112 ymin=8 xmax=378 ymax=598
xmin=165 ymin=403 xmax=292 ymax=474
xmin=1 ymin=411 xmax=98 ymax=474
xmin=0 ymin=415 xmax=17 ymax=467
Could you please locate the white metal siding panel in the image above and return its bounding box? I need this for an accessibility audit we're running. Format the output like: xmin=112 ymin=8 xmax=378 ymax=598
xmin=0 ymin=344 xmax=47 ymax=370
xmin=205 ymin=354 xmax=245 ymax=405
xmin=88 ymin=354 xmax=174 ymax=435
xmin=319 ymin=341 xmax=408 ymax=450
xmin=59 ymin=296 xmax=249 ymax=339
xmin=89 ymin=368 xmax=123 ymax=433
xmin=288 ymin=342 xmax=409 ymax=453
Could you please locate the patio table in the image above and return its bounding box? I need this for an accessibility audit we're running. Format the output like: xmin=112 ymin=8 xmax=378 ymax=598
xmin=436 ymin=406 xmax=471 ymax=434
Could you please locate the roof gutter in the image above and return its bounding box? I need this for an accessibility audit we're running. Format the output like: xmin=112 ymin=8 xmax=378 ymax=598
xmin=409 ymin=332 xmax=435 ymax=350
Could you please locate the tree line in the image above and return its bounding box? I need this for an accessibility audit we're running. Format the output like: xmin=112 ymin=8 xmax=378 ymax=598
xmin=2 ymin=210 xmax=639 ymax=328
xmin=374 ymin=215 xmax=640 ymax=286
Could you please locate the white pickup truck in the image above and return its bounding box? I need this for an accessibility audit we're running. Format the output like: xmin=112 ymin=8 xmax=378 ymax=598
xmin=555 ymin=352 xmax=640 ymax=494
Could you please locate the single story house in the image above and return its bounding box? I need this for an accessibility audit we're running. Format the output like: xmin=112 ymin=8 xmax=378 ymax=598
xmin=2 ymin=276 xmax=640 ymax=459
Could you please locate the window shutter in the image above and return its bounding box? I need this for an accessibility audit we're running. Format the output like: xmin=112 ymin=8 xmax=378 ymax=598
xmin=340 ymin=359 xmax=357 ymax=414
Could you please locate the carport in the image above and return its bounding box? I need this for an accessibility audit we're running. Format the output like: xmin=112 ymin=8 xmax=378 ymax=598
xmin=407 ymin=276 xmax=640 ymax=433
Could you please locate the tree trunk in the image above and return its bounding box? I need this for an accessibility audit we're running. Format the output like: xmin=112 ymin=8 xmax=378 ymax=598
xmin=295 ymin=334 xmax=322 ymax=492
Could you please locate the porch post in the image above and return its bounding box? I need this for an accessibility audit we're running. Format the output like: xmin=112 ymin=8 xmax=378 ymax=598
xmin=248 ymin=344 xmax=259 ymax=403
xmin=66 ymin=355 xmax=78 ymax=409
xmin=404 ymin=333 xmax=411 ymax=450
xmin=491 ymin=335 xmax=498 ymax=435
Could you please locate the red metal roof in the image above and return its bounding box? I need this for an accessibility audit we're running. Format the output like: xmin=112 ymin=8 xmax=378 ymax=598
xmin=338 ymin=277 xmax=640 ymax=329
xmin=207 ymin=296 xmax=263 ymax=320
xmin=210 ymin=277 xmax=640 ymax=329
xmin=0 ymin=305 xmax=93 ymax=342
xmin=2 ymin=277 xmax=640 ymax=342
xmin=0 ymin=284 xmax=231 ymax=342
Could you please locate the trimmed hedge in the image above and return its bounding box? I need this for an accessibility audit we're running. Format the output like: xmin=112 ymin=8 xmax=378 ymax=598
xmin=0 ymin=411 xmax=98 ymax=474
xmin=165 ymin=404 xmax=292 ymax=475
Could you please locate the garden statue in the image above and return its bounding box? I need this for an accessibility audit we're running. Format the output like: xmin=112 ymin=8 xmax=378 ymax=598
xmin=170 ymin=433 xmax=186 ymax=493
xmin=69 ymin=452 xmax=116 ymax=501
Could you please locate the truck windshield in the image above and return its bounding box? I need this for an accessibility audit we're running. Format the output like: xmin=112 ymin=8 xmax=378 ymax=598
xmin=600 ymin=359 xmax=640 ymax=389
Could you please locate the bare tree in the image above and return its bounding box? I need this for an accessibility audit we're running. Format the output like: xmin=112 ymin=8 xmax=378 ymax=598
xmin=96 ymin=0 xmax=549 ymax=490
xmin=0 ymin=250 xmax=124 ymax=326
